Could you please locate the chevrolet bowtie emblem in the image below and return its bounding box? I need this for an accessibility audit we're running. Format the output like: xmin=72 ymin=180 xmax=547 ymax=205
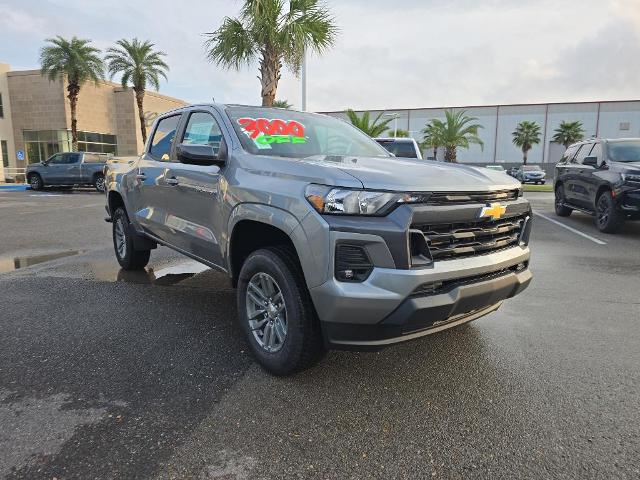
xmin=479 ymin=202 xmax=506 ymax=220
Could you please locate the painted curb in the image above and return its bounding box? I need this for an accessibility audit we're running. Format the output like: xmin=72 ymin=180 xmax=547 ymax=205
xmin=0 ymin=184 xmax=29 ymax=191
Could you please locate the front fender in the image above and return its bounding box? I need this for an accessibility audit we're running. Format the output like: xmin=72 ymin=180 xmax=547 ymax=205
xmin=226 ymin=203 xmax=324 ymax=288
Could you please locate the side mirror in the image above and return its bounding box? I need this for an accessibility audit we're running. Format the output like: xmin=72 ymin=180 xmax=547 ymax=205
xmin=583 ymin=156 xmax=597 ymax=167
xmin=176 ymin=142 xmax=226 ymax=166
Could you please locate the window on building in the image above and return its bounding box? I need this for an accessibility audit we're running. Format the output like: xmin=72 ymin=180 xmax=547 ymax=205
xmin=182 ymin=112 xmax=223 ymax=154
xmin=149 ymin=114 xmax=181 ymax=161
xmin=1 ymin=140 xmax=8 ymax=168
xmin=23 ymin=130 xmax=117 ymax=163
xmin=0 ymin=93 xmax=4 ymax=118
xmin=77 ymin=131 xmax=117 ymax=154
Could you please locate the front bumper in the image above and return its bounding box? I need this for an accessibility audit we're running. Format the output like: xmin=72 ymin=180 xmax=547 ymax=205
xmin=309 ymin=244 xmax=532 ymax=349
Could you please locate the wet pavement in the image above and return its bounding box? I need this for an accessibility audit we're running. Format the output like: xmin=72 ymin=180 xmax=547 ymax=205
xmin=0 ymin=190 xmax=639 ymax=479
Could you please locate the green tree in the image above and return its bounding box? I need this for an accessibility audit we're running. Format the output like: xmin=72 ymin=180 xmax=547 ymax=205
xmin=386 ymin=128 xmax=409 ymax=138
xmin=205 ymin=0 xmax=337 ymax=107
xmin=40 ymin=36 xmax=104 ymax=151
xmin=105 ymin=38 xmax=169 ymax=144
xmin=552 ymin=121 xmax=585 ymax=148
xmin=421 ymin=122 xmax=443 ymax=160
xmin=346 ymin=110 xmax=395 ymax=137
xmin=273 ymin=99 xmax=292 ymax=109
xmin=512 ymin=120 xmax=541 ymax=165
xmin=430 ymin=110 xmax=484 ymax=162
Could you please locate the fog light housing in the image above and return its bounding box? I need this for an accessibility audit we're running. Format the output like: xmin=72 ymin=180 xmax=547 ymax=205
xmin=335 ymin=244 xmax=373 ymax=282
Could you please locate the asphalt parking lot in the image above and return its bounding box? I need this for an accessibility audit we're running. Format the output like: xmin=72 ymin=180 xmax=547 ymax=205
xmin=0 ymin=189 xmax=639 ymax=480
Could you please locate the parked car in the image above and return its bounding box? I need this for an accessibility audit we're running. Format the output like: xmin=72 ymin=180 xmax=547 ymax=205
xmin=555 ymin=138 xmax=640 ymax=233
xmin=106 ymin=104 xmax=533 ymax=375
xmin=374 ymin=137 xmax=422 ymax=159
xmin=516 ymin=165 xmax=546 ymax=184
xmin=507 ymin=167 xmax=519 ymax=177
xmin=485 ymin=165 xmax=505 ymax=172
xmin=26 ymin=152 xmax=109 ymax=192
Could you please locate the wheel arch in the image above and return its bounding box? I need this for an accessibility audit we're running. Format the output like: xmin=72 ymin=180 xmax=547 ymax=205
xmin=227 ymin=204 xmax=317 ymax=288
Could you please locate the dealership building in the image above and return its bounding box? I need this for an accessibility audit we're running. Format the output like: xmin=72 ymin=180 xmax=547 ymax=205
xmin=323 ymin=100 xmax=640 ymax=166
xmin=0 ymin=62 xmax=185 ymax=182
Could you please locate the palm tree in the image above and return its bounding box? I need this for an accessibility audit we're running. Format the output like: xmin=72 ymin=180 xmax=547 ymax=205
xmin=386 ymin=128 xmax=409 ymax=138
xmin=421 ymin=122 xmax=443 ymax=160
xmin=552 ymin=121 xmax=585 ymax=148
xmin=346 ymin=110 xmax=395 ymax=137
xmin=105 ymin=38 xmax=169 ymax=144
xmin=40 ymin=36 xmax=104 ymax=151
xmin=431 ymin=110 xmax=484 ymax=162
xmin=273 ymin=99 xmax=292 ymax=109
xmin=512 ymin=120 xmax=541 ymax=165
xmin=205 ymin=0 xmax=337 ymax=107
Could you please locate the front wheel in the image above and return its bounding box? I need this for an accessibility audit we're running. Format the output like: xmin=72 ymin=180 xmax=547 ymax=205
xmin=555 ymin=185 xmax=572 ymax=217
xmin=595 ymin=191 xmax=625 ymax=233
xmin=237 ymin=246 xmax=324 ymax=376
xmin=29 ymin=173 xmax=43 ymax=191
xmin=112 ymin=207 xmax=150 ymax=270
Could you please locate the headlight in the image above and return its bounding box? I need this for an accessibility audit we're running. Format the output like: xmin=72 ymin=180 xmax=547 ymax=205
xmin=621 ymin=173 xmax=640 ymax=183
xmin=305 ymin=184 xmax=428 ymax=216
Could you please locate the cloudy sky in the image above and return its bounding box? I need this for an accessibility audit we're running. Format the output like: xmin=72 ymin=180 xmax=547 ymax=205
xmin=1 ymin=0 xmax=639 ymax=111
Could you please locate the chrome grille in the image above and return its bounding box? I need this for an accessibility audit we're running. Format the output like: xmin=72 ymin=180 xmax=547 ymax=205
xmin=413 ymin=214 xmax=526 ymax=260
xmin=425 ymin=189 xmax=518 ymax=205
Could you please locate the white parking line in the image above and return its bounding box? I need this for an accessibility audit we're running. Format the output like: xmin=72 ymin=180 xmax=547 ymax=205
xmin=534 ymin=211 xmax=607 ymax=245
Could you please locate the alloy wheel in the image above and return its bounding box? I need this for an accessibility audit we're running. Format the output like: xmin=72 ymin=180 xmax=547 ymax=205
xmin=596 ymin=196 xmax=610 ymax=227
xmin=114 ymin=218 xmax=127 ymax=259
xmin=246 ymin=272 xmax=287 ymax=353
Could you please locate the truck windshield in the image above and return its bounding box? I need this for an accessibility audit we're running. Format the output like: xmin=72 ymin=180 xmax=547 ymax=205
xmin=607 ymin=141 xmax=640 ymax=162
xmin=226 ymin=107 xmax=391 ymax=159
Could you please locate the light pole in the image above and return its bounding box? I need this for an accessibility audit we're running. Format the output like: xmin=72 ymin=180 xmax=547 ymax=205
xmin=301 ymin=50 xmax=307 ymax=111
xmin=383 ymin=112 xmax=398 ymax=137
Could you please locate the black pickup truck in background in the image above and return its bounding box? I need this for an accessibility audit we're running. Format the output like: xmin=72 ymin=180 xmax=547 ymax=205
xmin=26 ymin=152 xmax=109 ymax=192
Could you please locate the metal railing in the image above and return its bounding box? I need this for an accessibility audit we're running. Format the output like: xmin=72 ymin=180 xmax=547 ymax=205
xmin=1 ymin=167 xmax=27 ymax=184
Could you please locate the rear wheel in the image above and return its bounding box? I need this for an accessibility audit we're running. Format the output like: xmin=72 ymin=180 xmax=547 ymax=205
xmin=28 ymin=173 xmax=43 ymax=191
xmin=112 ymin=207 xmax=150 ymax=270
xmin=94 ymin=174 xmax=106 ymax=193
xmin=555 ymin=184 xmax=572 ymax=217
xmin=595 ymin=191 xmax=625 ymax=233
xmin=237 ymin=246 xmax=324 ymax=376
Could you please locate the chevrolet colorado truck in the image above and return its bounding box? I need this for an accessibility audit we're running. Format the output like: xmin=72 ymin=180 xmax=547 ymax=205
xmin=105 ymin=104 xmax=533 ymax=375
xmin=27 ymin=152 xmax=109 ymax=192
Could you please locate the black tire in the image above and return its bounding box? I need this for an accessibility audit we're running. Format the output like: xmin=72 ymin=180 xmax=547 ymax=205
xmin=541 ymin=180 xmax=546 ymax=185
xmin=112 ymin=207 xmax=150 ymax=270
xmin=237 ymin=246 xmax=324 ymax=376
xmin=555 ymin=184 xmax=572 ymax=217
xmin=28 ymin=173 xmax=43 ymax=191
xmin=94 ymin=174 xmax=106 ymax=193
xmin=595 ymin=191 xmax=625 ymax=234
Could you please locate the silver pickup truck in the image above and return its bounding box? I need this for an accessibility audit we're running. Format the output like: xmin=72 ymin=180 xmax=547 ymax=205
xmin=26 ymin=152 xmax=108 ymax=192
xmin=105 ymin=104 xmax=533 ymax=375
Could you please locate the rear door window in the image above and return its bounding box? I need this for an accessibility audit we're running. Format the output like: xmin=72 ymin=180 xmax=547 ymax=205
xmin=149 ymin=115 xmax=181 ymax=161
xmin=560 ymin=145 xmax=579 ymax=163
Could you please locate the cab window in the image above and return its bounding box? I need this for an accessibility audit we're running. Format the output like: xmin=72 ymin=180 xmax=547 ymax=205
xmin=149 ymin=115 xmax=181 ymax=161
xmin=590 ymin=143 xmax=602 ymax=162
xmin=574 ymin=144 xmax=594 ymax=164
xmin=182 ymin=112 xmax=224 ymax=155
xmin=560 ymin=145 xmax=579 ymax=163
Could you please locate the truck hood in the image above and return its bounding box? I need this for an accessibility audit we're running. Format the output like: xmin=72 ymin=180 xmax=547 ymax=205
xmin=300 ymin=155 xmax=520 ymax=192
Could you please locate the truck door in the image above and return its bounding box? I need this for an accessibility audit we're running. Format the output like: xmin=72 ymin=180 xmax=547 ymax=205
xmin=59 ymin=153 xmax=82 ymax=184
xmin=162 ymin=109 xmax=227 ymax=266
xmin=130 ymin=113 xmax=182 ymax=243
xmin=568 ymin=143 xmax=594 ymax=209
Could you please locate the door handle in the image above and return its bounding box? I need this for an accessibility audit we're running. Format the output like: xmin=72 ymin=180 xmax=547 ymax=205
xmin=165 ymin=177 xmax=179 ymax=186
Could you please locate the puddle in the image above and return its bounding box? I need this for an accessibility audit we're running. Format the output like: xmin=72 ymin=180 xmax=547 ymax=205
xmin=113 ymin=261 xmax=211 ymax=286
xmin=0 ymin=250 xmax=82 ymax=274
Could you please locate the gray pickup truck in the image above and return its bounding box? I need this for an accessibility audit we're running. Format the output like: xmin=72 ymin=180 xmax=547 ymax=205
xmin=27 ymin=152 xmax=108 ymax=192
xmin=105 ymin=104 xmax=533 ymax=375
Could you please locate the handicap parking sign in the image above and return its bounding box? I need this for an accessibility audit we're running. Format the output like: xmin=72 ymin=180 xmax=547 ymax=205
xmin=16 ymin=150 xmax=25 ymax=161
